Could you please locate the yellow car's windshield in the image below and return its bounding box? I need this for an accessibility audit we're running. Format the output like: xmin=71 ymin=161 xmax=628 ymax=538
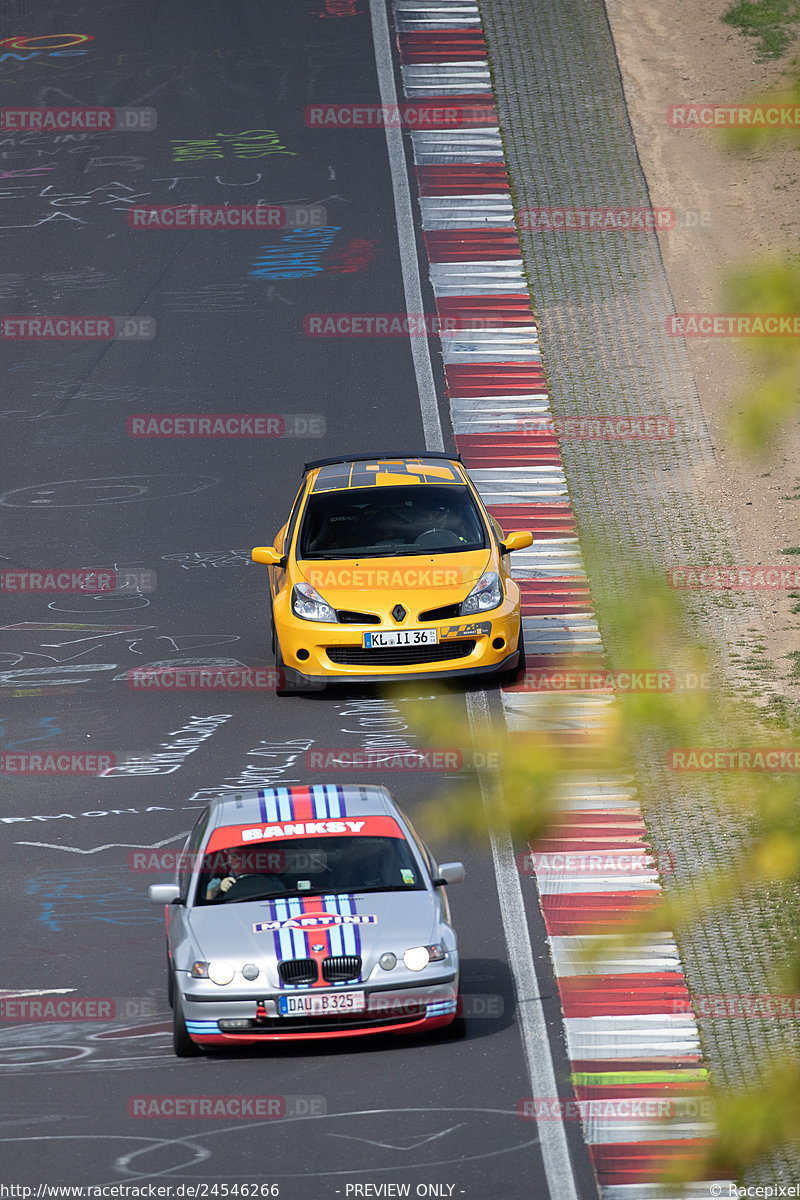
xmin=298 ymin=485 xmax=487 ymax=559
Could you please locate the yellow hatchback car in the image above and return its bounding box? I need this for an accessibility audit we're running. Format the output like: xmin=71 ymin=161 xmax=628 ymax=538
xmin=251 ymin=453 xmax=533 ymax=694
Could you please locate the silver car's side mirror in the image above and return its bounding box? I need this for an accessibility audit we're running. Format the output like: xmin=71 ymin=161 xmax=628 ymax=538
xmin=433 ymin=862 xmax=465 ymax=886
xmin=149 ymin=884 xmax=181 ymax=904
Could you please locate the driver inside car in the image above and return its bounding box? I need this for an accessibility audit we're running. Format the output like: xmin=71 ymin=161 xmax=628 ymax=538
xmin=410 ymin=497 xmax=473 ymax=544
xmin=205 ymin=847 xmax=287 ymax=902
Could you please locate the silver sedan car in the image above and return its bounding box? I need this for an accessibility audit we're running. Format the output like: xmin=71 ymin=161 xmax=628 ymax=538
xmin=149 ymin=784 xmax=464 ymax=1055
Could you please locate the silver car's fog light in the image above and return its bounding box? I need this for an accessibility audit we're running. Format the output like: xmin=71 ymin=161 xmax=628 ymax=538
xmin=208 ymin=961 xmax=235 ymax=986
xmin=379 ymin=952 xmax=398 ymax=971
xmin=241 ymin=963 xmax=260 ymax=981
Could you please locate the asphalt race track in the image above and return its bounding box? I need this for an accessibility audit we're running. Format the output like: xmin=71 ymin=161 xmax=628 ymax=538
xmin=0 ymin=4 xmax=598 ymax=1197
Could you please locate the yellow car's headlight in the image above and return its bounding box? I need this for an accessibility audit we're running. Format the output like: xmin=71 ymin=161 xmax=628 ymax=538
xmin=459 ymin=572 xmax=502 ymax=614
xmin=291 ymin=582 xmax=338 ymax=622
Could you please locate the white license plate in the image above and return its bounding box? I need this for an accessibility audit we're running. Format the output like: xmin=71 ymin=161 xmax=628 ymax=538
xmin=364 ymin=629 xmax=438 ymax=648
xmin=278 ymin=991 xmax=366 ymax=1016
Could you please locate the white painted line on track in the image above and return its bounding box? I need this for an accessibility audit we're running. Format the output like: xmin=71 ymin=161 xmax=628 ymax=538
xmin=14 ymin=832 xmax=189 ymax=854
xmin=0 ymin=989 xmax=76 ymax=997
xmin=467 ymin=689 xmax=581 ymax=1200
xmin=370 ymin=5 xmax=583 ymax=1194
xmin=369 ymin=0 xmax=444 ymax=453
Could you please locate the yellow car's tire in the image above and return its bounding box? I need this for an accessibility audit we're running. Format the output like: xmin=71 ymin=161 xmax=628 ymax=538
xmin=498 ymin=623 xmax=526 ymax=685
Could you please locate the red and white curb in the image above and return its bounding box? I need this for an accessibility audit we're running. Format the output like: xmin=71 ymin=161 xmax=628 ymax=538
xmin=391 ymin=1 xmax=731 ymax=1196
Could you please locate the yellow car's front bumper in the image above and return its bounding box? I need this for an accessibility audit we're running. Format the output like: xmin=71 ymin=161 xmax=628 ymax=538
xmin=272 ymin=593 xmax=522 ymax=685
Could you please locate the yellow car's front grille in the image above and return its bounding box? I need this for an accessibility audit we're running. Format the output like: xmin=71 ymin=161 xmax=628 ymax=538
xmin=335 ymin=609 xmax=381 ymax=625
xmin=326 ymin=640 xmax=476 ymax=667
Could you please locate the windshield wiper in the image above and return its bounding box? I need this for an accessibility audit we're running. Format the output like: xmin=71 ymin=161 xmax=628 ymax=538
xmin=227 ymin=885 xmax=424 ymax=903
xmin=226 ymin=891 xmax=290 ymax=903
xmin=347 ymin=885 xmax=426 ymax=894
xmin=300 ymin=552 xmax=359 ymax=559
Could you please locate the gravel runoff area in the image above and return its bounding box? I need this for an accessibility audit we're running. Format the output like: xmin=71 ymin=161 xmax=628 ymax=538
xmin=477 ymin=0 xmax=800 ymax=1185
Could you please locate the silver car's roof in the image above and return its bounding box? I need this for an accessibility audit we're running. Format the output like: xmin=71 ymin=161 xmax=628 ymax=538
xmin=205 ymin=784 xmax=398 ymax=832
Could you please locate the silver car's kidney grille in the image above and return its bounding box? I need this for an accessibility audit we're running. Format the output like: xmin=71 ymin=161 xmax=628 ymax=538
xmin=278 ymin=958 xmax=317 ymax=986
xmin=321 ymin=955 xmax=362 ymax=982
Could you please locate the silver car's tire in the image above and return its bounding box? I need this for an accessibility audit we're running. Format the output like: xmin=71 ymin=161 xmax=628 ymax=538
xmin=172 ymin=982 xmax=201 ymax=1057
xmin=167 ymin=954 xmax=174 ymax=1009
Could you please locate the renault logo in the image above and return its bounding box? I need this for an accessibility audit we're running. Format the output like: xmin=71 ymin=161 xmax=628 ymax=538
xmin=391 ymin=604 xmax=407 ymax=622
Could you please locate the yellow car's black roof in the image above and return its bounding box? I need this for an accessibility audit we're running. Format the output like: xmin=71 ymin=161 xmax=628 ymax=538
xmin=308 ymin=455 xmax=464 ymax=494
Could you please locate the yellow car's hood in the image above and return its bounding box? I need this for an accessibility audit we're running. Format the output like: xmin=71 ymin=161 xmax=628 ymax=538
xmin=294 ymin=549 xmax=494 ymax=613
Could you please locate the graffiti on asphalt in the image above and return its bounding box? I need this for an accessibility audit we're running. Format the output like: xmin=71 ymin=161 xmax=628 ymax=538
xmin=0 ymin=715 xmax=63 ymax=750
xmin=171 ymin=130 xmax=295 ymax=161
xmin=27 ymin=868 xmax=158 ymax=932
xmin=186 ymin=737 xmax=314 ymax=801
xmin=102 ymin=712 xmax=232 ymax=777
xmin=161 ymin=550 xmax=254 ymax=569
xmin=0 ymin=621 xmax=243 ymax=689
xmin=249 ymin=226 xmax=341 ymax=279
xmin=0 ymin=474 xmax=219 ymax=508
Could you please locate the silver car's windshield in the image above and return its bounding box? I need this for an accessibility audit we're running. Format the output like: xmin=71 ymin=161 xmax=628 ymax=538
xmin=196 ymin=835 xmax=426 ymax=906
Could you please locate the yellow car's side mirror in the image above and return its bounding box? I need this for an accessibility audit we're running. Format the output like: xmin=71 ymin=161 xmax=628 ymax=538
xmin=251 ymin=546 xmax=283 ymax=566
xmin=501 ymin=531 xmax=534 ymax=553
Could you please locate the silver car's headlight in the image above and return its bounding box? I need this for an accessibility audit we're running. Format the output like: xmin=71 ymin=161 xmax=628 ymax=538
xmin=459 ymin=572 xmax=502 ymax=615
xmin=403 ymin=944 xmax=447 ymax=972
xmin=207 ymin=961 xmax=235 ymax=986
xmin=291 ymin=582 xmax=337 ymax=622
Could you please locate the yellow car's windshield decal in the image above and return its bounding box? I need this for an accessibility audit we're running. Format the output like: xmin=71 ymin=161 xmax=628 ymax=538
xmin=311 ymin=458 xmax=459 ymax=493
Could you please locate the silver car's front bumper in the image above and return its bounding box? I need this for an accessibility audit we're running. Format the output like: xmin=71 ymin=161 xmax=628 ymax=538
xmin=180 ymin=975 xmax=459 ymax=1042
